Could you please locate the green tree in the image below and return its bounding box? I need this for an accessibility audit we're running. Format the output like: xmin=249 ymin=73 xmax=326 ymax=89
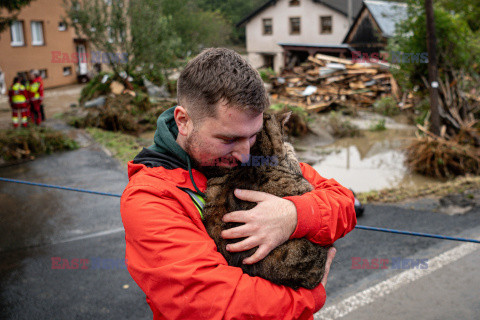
xmin=0 ymin=0 xmax=35 ymax=33
xmin=160 ymin=0 xmax=230 ymax=56
xmin=388 ymin=0 xmax=480 ymax=89
xmin=388 ymin=0 xmax=480 ymax=137
xmin=63 ymin=0 xmax=232 ymax=85
xmin=438 ymin=0 xmax=480 ymax=32
xmin=63 ymin=0 xmax=133 ymax=78
xmin=198 ymin=0 xmax=266 ymax=43
xmin=128 ymin=0 xmax=181 ymax=83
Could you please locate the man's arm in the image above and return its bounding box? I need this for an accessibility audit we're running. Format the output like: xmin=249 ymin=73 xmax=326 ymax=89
xmin=121 ymin=184 xmax=324 ymax=320
xmin=285 ymin=162 xmax=357 ymax=245
xmin=221 ymin=162 xmax=356 ymax=263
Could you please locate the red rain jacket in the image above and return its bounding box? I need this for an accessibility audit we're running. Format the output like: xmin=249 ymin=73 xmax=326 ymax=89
xmin=121 ymin=148 xmax=356 ymax=320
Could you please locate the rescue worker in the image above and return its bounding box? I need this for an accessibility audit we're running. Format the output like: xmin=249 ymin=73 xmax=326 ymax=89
xmin=8 ymin=77 xmax=30 ymax=128
xmin=121 ymin=48 xmax=356 ymax=319
xmin=27 ymin=70 xmax=44 ymax=125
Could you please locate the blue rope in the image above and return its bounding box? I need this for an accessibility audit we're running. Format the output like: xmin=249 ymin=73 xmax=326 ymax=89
xmin=1 ymin=177 xmax=479 ymax=244
xmin=0 ymin=177 xmax=121 ymax=198
xmin=355 ymin=225 xmax=480 ymax=244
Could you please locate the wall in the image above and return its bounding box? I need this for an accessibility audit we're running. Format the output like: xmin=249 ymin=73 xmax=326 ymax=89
xmin=0 ymin=0 xmax=90 ymax=90
xmin=245 ymin=0 xmax=350 ymax=72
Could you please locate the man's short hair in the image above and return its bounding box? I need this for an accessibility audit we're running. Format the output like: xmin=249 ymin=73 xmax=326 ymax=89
xmin=177 ymin=48 xmax=269 ymax=124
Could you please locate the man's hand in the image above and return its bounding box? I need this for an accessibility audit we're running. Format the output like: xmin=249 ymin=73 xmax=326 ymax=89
xmin=221 ymin=188 xmax=298 ymax=264
xmin=321 ymin=247 xmax=336 ymax=287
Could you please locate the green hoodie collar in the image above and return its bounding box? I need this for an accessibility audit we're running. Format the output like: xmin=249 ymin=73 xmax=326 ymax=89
xmin=148 ymin=106 xmax=205 ymax=197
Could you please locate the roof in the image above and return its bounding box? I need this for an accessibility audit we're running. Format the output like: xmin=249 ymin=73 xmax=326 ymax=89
xmin=363 ymin=1 xmax=408 ymax=37
xmin=278 ymin=42 xmax=352 ymax=49
xmin=236 ymin=0 xmax=363 ymax=27
xmin=321 ymin=0 xmax=363 ymax=17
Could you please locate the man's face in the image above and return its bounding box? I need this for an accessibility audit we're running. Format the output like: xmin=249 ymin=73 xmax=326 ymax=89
xmin=183 ymin=103 xmax=263 ymax=177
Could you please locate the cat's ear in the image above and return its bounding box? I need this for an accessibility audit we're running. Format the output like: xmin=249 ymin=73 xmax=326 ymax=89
xmin=278 ymin=111 xmax=292 ymax=127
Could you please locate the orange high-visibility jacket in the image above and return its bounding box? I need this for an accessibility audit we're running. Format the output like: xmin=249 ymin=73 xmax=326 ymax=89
xmin=121 ymin=147 xmax=357 ymax=320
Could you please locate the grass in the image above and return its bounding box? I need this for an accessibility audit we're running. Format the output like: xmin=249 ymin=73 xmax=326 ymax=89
xmin=357 ymin=175 xmax=480 ymax=204
xmin=85 ymin=127 xmax=151 ymax=166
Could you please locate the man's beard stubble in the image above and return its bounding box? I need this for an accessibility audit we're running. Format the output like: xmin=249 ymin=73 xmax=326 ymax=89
xmin=184 ymin=131 xmax=240 ymax=179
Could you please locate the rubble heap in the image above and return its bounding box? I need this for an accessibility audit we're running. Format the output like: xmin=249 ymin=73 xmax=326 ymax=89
xmin=270 ymin=53 xmax=407 ymax=112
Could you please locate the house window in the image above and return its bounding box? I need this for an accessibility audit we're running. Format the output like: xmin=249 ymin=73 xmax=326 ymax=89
xmin=31 ymin=21 xmax=44 ymax=46
xmin=320 ymin=16 xmax=332 ymax=34
xmin=10 ymin=21 xmax=25 ymax=46
xmin=289 ymin=0 xmax=300 ymax=6
xmin=263 ymin=18 xmax=272 ymax=35
xmin=63 ymin=66 xmax=72 ymax=76
xmin=39 ymin=69 xmax=48 ymax=79
xmin=58 ymin=22 xmax=67 ymax=31
xmin=290 ymin=17 xmax=301 ymax=35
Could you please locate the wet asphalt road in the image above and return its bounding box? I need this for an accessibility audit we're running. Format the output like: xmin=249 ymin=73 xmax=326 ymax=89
xmin=0 ymin=144 xmax=479 ymax=319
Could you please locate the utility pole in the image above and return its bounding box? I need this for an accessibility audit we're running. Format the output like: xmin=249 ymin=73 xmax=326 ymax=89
xmin=425 ymin=0 xmax=441 ymax=135
xmin=348 ymin=0 xmax=353 ymax=26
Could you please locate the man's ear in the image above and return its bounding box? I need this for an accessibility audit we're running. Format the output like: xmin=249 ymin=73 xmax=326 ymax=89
xmin=278 ymin=111 xmax=292 ymax=128
xmin=174 ymin=106 xmax=190 ymax=136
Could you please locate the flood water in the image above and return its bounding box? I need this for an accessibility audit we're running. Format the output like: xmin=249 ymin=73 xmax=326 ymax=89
xmin=293 ymin=128 xmax=439 ymax=193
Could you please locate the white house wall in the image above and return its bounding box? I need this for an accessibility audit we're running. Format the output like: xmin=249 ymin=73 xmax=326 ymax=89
xmin=245 ymin=0 xmax=350 ymax=72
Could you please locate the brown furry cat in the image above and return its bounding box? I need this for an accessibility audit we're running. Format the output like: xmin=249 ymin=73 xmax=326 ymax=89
xmin=203 ymin=112 xmax=329 ymax=290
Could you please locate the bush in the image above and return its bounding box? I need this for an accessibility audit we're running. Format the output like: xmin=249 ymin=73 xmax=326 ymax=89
xmin=79 ymin=72 xmax=113 ymax=104
xmin=259 ymin=68 xmax=276 ymax=83
xmin=373 ymin=97 xmax=400 ymax=116
xmin=0 ymin=127 xmax=79 ymax=163
xmin=369 ymin=119 xmax=387 ymax=131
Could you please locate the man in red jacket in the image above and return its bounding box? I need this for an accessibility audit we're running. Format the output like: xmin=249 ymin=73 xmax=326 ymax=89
xmin=27 ymin=69 xmax=44 ymax=125
xmin=121 ymin=48 xmax=356 ymax=320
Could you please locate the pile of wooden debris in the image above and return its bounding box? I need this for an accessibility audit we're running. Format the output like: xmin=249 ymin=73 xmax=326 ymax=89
xmin=270 ymin=53 xmax=411 ymax=112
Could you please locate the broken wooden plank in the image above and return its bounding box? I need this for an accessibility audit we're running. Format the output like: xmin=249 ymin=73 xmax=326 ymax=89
xmin=314 ymin=53 xmax=353 ymax=65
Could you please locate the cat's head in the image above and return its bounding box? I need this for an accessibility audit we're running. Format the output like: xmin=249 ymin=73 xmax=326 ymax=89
xmin=250 ymin=111 xmax=292 ymax=158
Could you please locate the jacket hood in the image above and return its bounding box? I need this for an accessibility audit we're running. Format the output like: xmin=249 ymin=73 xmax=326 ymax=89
xmin=133 ymin=106 xmax=205 ymax=197
xmin=149 ymin=106 xmax=190 ymax=165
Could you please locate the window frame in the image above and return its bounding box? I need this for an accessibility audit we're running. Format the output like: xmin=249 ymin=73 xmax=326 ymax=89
xmin=10 ymin=21 xmax=25 ymax=47
xmin=58 ymin=21 xmax=67 ymax=31
xmin=31 ymin=21 xmax=45 ymax=46
xmin=320 ymin=16 xmax=333 ymax=34
xmin=262 ymin=18 xmax=273 ymax=35
xmin=63 ymin=66 xmax=73 ymax=76
xmin=289 ymin=17 xmax=301 ymax=35
xmin=39 ymin=69 xmax=48 ymax=79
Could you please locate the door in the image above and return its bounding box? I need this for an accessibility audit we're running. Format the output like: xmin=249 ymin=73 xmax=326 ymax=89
xmin=76 ymin=44 xmax=88 ymax=75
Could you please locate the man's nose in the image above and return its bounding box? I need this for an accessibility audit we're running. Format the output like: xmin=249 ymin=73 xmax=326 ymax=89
xmin=231 ymin=139 xmax=251 ymax=163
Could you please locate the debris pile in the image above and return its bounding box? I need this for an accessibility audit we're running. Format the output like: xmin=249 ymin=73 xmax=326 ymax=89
xmin=65 ymin=71 xmax=176 ymax=135
xmin=270 ymin=54 xmax=407 ymax=112
xmin=0 ymin=127 xmax=78 ymax=165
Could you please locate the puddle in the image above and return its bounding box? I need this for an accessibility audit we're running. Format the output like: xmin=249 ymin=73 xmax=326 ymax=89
xmin=294 ymin=129 xmax=439 ymax=193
